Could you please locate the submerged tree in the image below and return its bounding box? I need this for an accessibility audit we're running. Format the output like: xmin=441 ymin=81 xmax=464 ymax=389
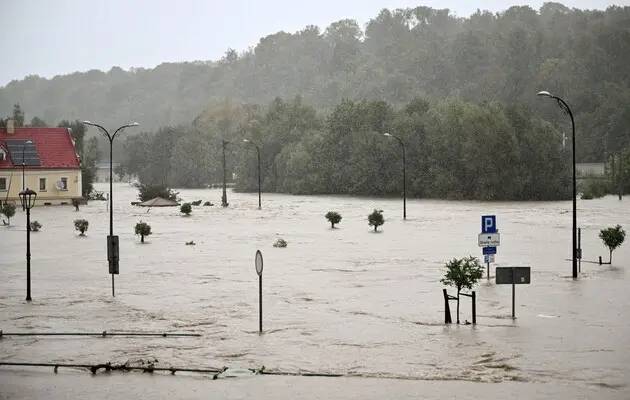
xmin=325 ymin=211 xmax=342 ymax=228
xmin=180 ymin=203 xmax=192 ymax=216
xmin=1 ymin=203 xmax=16 ymax=225
xmin=368 ymin=209 xmax=384 ymax=232
xmin=30 ymin=221 xmax=42 ymax=232
xmin=135 ymin=221 xmax=152 ymax=243
xmin=440 ymin=256 xmax=484 ymax=324
xmin=599 ymin=225 xmax=626 ymax=264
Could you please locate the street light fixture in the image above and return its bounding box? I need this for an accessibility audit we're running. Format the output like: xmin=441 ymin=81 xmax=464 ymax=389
xmin=21 ymin=140 xmax=33 ymax=210
xmin=384 ymin=133 xmax=407 ymax=219
xmin=243 ymin=139 xmax=262 ymax=209
xmin=537 ymin=90 xmax=578 ymax=279
xmin=82 ymin=120 xmax=139 ymax=296
xmin=19 ymin=188 xmax=37 ymax=301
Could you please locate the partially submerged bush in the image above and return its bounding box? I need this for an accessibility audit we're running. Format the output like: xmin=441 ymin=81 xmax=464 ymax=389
xmin=180 ymin=203 xmax=192 ymax=215
xmin=325 ymin=211 xmax=342 ymax=228
xmin=273 ymin=238 xmax=288 ymax=248
xmin=440 ymin=256 xmax=484 ymax=324
xmin=74 ymin=219 xmax=89 ymax=235
xmin=1 ymin=203 xmax=16 ymax=225
xmin=599 ymin=225 xmax=626 ymax=263
xmin=30 ymin=221 xmax=42 ymax=232
xmin=191 ymin=200 xmax=202 ymax=206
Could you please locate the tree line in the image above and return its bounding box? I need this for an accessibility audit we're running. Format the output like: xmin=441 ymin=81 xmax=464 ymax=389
xmin=1 ymin=3 xmax=629 ymax=163
xmin=116 ymin=96 xmax=572 ymax=201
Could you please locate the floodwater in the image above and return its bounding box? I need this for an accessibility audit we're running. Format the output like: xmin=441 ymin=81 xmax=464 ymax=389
xmin=1 ymin=182 xmax=629 ymax=398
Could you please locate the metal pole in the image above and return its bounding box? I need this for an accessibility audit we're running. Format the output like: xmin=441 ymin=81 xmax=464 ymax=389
xmin=471 ymin=291 xmax=476 ymax=325
xmin=21 ymin=146 xmax=26 ymax=210
xmin=108 ymin=136 xmax=115 ymax=297
xmin=401 ymin=140 xmax=406 ymax=220
xmin=487 ymin=262 xmax=490 ymax=280
xmin=568 ymin=101 xmax=578 ymax=279
xmin=221 ymin=140 xmax=228 ymax=207
xmin=257 ymin=145 xmax=261 ymax=209
xmin=511 ymin=268 xmax=515 ymax=319
xmin=619 ymin=154 xmax=623 ymax=201
xmin=578 ymin=227 xmax=582 ymax=273
xmin=259 ymin=274 xmax=263 ymax=333
xmin=25 ymin=206 xmax=31 ymax=301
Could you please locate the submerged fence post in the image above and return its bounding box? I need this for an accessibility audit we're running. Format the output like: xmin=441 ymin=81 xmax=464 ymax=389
xmin=443 ymin=289 xmax=452 ymax=324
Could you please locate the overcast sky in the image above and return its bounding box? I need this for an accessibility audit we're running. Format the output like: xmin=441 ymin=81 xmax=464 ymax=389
xmin=1 ymin=0 xmax=627 ymax=86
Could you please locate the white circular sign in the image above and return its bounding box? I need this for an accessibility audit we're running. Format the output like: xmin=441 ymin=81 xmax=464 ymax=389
xmin=255 ymin=250 xmax=263 ymax=276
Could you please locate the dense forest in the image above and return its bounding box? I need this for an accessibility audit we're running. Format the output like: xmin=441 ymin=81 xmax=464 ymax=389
xmin=2 ymin=3 xmax=629 ymax=200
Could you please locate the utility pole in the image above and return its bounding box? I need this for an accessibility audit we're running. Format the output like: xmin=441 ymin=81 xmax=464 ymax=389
xmin=221 ymin=140 xmax=229 ymax=207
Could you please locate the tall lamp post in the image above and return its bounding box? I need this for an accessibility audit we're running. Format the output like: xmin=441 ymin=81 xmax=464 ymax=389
xmin=83 ymin=121 xmax=139 ymax=296
xmin=243 ymin=139 xmax=262 ymax=209
xmin=384 ymin=133 xmax=407 ymax=219
xmin=19 ymin=188 xmax=37 ymax=301
xmin=537 ymin=91 xmax=578 ymax=279
xmin=21 ymin=140 xmax=33 ymax=210
xmin=221 ymin=140 xmax=229 ymax=207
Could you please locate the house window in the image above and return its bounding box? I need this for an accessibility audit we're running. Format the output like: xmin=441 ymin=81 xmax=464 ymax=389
xmin=0 ymin=152 xmax=5 ymax=161
xmin=0 ymin=177 xmax=6 ymax=191
xmin=39 ymin=178 xmax=47 ymax=191
xmin=60 ymin=177 xmax=68 ymax=190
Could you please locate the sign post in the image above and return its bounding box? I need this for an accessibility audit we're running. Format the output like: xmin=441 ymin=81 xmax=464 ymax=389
xmin=480 ymin=215 xmax=498 ymax=279
xmin=107 ymin=235 xmax=120 ymax=297
xmin=255 ymin=250 xmax=263 ymax=333
xmin=496 ymin=266 xmax=531 ymax=318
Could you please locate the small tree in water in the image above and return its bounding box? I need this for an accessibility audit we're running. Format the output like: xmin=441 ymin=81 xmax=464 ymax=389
xmin=325 ymin=211 xmax=342 ymax=228
xmin=30 ymin=221 xmax=42 ymax=232
xmin=1 ymin=203 xmax=16 ymax=225
xmin=180 ymin=203 xmax=192 ymax=216
xmin=74 ymin=219 xmax=89 ymax=236
xmin=135 ymin=221 xmax=152 ymax=243
xmin=440 ymin=256 xmax=483 ymax=324
xmin=368 ymin=209 xmax=384 ymax=232
xmin=599 ymin=225 xmax=626 ymax=264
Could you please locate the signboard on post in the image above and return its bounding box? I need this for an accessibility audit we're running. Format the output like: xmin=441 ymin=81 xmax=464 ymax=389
xmin=478 ymin=233 xmax=500 ymax=247
xmin=255 ymin=250 xmax=264 ymax=333
xmin=484 ymin=254 xmax=495 ymax=264
xmin=496 ymin=266 xmax=531 ymax=318
xmin=482 ymin=215 xmax=496 ymax=234
xmin=480 ymin=215 xmax=499 ymax=279
xmin=107 ymin=235 xmax=119 ymax=275
xmin=255 ymin=250 xmax=263 ymax=276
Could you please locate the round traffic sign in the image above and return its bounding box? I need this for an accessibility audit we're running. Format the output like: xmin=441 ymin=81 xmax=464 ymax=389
xmin=255 ymin=250 xmax=263 ymax=276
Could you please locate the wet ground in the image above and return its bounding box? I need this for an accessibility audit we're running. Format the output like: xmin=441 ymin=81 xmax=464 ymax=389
xmin=1 ymin=183 xmax=629 ymax=398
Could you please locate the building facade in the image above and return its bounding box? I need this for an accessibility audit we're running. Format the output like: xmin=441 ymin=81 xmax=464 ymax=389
xmin=0 ymin=120 xmax=82 ymax=206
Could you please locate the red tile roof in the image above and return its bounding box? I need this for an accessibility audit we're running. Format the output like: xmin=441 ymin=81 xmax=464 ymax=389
xmin=0 ymin=127 xmax=80 ymax=169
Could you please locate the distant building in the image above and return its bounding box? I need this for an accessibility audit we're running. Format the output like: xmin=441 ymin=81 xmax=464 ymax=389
xmin=95 ymin=162 xmax=121 ymax=182
xmin=576 ymin=163 xmax=605 ymax=177
xmin=0 ymin=119 xmax=82 ymax=205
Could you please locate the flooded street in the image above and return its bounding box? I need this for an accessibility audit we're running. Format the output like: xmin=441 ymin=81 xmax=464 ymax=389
xmin=1 ymin=182 xmax=629 ymax=398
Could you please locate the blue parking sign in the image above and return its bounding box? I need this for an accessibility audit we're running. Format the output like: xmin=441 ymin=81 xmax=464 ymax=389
xmin=482 ymin=215 xmax=496 ymax=234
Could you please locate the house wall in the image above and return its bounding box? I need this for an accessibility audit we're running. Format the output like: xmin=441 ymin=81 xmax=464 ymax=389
xmin=0 ymin=168 xmax=82 ymax=205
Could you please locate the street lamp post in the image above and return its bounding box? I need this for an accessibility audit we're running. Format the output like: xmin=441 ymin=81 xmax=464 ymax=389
xmin=83 ymin=121 xmax=139 ymax=296
xmin=243 ymin=139 xmax=262 ymax=209
xmin=384 ymin=133 xmax=407 ymax=219
xmin=19 ymin=188 xmax=37 ymax=301
xmin=21 ymin=140 xmax=33 ymax=210
xmin=537 ymin=91 xmax=578 ymax=279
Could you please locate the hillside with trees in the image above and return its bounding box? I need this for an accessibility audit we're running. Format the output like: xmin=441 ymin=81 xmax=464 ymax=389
xmin=1 ymin=3 xmax=629 ymax=200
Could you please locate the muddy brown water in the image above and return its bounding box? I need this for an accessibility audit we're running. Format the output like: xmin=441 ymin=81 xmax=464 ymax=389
xmin=1 ymin=183 xmax=629 ymax=397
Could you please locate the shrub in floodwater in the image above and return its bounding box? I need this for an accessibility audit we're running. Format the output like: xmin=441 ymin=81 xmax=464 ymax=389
xmin=136 ymin=183 xmax=180 ymax=202
xmin=599 ymin=225 xmax=626 ymax=264
xmin=74 ymin=219 xmax=89 ymax=235
xmin=180 ymin=203 xmax=192 ymax=215
xmin=440 ymin=256 xmax=483 ymax=324
xmin=203 ymin=201 xmax=213 ymax=206
xmin=273 ymin=238 xmax=287 ymax=248
xmin=1 ymin=203 xmax=16 ymax=225
xmin=368 ymin=209 xmax=384 ymax=232
xmin=30 ymin=221 xmax=42 ymax=232
xmin=135 ymin=221 xmax=152 ymax=243
xmin=191 ymin=200 xmax=202 ymax=206
xmin=325 ymin=211 xmax=342 ymax=228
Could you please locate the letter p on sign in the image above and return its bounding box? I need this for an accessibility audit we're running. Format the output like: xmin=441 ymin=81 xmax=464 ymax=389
xmin=482 ymin=215 xmax=496 ymax=234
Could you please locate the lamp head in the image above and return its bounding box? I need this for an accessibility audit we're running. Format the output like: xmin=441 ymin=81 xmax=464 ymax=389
xmin=537 ymin=91 xmax=553 ymax=98
xmin=383 ymin=133 xmax=391 ymax=137
xmin=82 ymin=120 xmax=93 ymax=125
xmin=243 ymin=139 xmax=249 ymax=143
xmin=19 ymin=188 xmax=37 ymax=210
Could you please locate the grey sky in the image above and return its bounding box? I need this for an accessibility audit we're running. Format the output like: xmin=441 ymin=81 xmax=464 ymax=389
xmin=1 ymin=0 xmax=626 ymax=86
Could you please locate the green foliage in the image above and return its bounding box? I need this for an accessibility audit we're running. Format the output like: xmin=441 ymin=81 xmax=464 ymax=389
xmin=273 ymin=238 xmax=288 ymax=248
xmin=74 ymin=219 xmax=89 ymax=235
xmin=114 ymin=164 xmax=126 ymax=181
xmin=29 ymin=116 xmax=47 ymax=127
xmin=57 ymin=120 xmax=98 ymax=198
xmin=599 ymin=225 xmax=626 ymax=263
xmin=12 ymin=103 xmax=24 ymax=127
xmin=136 ymin=183 xmax=179 ymax=202
xmin=440 ymin=256 xmax=484 ymax=324
xmin=2 ymin=203 xmax=16 ymax=225
xmin=134 ymin=221 xmax=152 ymax=243
xmin=325 ymin=211 xmax=342 ymax=228
xmin=30 ymin=221 xmax=42 ymax=232
xmin=180 ymin=203 xmax=192 ymax=215
xmin=368 ymin=209 xmax=385 ymax=232
xmin=581 ymin=180 xmax=610 ymax=200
